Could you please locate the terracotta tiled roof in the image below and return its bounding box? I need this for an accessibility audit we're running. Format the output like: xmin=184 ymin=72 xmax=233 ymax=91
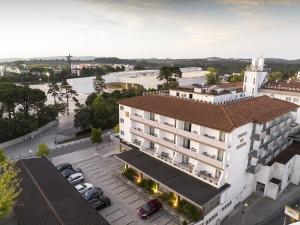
xmin=262 ymin=80 xmax=300 ymax=93
xmin=118 ymin=95 xmax=298 ymax=132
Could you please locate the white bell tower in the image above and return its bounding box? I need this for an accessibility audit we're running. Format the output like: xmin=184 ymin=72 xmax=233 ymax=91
xmin=243 ymin=56 xmax=268 ymax=96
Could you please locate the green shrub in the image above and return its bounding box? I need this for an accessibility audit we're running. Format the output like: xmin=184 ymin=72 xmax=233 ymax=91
xmin=35 ymin=144 xmax=50 ymax=158
xmin=159 ymin=192 xmax=176 ymax=206
xmin=122 ymin=167 xmax=137 ymax=181
xmin=178 ymin=199 xmax=201 ymax=221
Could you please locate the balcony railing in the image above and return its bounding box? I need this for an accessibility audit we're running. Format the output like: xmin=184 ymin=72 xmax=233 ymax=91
xmin=202 ymin=152 xmax=217 ymax=160
xmin=173 ymin=162 xmax=194 ymax=173
xmin=141 ymin=147 xmax=156 ymax=156
xmin=164 ymin=122 xmax=175 ymax=127
xmin=163 ymin=137 xmax=175 ymax=144
xmin=203 ymin=134 xmax=217 ymax=140
xmin=134 ymin=113 xmax=143 ymax=117
xmin=196 ymin=170 xmax=218 ymax=185
xmin=132 ymin=139 xmax=142 ymax=146
xmin=157 ymin=152 xmax=173 ymax=164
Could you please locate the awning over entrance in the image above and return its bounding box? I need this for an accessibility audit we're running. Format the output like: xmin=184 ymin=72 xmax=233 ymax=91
xmin=116 ymin=149 xmax=230 ymax=207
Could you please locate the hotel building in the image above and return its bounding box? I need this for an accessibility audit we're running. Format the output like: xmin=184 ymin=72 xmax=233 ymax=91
xmin=116 ymin=90 xmax=299 ymax=224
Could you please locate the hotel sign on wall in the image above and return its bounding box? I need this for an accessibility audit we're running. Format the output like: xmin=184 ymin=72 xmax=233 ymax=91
xmin=285 ymin=205 xmax=300 ymax=221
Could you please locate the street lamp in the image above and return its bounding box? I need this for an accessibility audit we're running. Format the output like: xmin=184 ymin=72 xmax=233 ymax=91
xmin=107 ymin=132 xmax=111 ymax=145
xmin=45 ymin=72 xmax=50 ymax=84
xmin=241 ymin=202 xmax=248 ymax=225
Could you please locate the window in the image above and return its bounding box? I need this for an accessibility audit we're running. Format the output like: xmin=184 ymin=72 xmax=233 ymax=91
xmin=120 ymin=106 xmax=124 ymax=110
xmin=253 ymin=78 xmax=255 ymax=85
xmin=256 ymin=182 xmax=265 ymax=192
xmin=176 ymin=92 xmax=180 ymax=97
xmin=182 ymin=155 xmax=189 ymax=164
xmin=184 ymin=122 xmax=191 ymax=132
xmin=149 ymin=142 xmax=155 ymax=149
xmin=286 ymin=97 xmax=292 ymax=102
xmin=219 ymin=131 xmax=225 ymax=142
xmin=252 ymin=88 xmax=254 ymax=94
xmin=120 ymin=130 xmax=124 ymax=135
xmin=217 ymin=150 xmax=224 ymax=162
xmin=150 ymin=112 xmax=155 ymax=121
xmin=125 ymin=111 xmax=129 ymax=117
xmin=120 ymin=118 xmax=124 ymax=123
xmin=150 ymin=126 xmax=156 ymax=136
xmin=189 ymin=94 xmax=193 ymax=99
xmin=183 ymin=138 xmax=190 ymax=149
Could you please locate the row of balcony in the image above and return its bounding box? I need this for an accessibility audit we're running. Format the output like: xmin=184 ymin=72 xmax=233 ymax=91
xmin=130 ymin=114 xmax=226 ymax=149
xmin=140 ymin=146 xmax=220 ymax=186
xmin=132 ymin=128 xmax=224 ymax=170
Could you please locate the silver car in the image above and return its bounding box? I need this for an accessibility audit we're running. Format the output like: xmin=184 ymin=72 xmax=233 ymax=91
xmin=75 ymin=183 xmax=94 ymax=194
xmin=67 ymin=173 xmax=84 ymax=185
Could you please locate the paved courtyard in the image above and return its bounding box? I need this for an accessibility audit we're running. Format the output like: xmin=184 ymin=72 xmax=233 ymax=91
xmin=52 ymin=146 xmax=179 ymax=225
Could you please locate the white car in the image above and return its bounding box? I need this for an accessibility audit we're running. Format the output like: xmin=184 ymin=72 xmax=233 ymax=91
xmin=75 ymin=183 xmax=94 ymax=194
xmin=68 ymin=173 xmax=84 ymax=185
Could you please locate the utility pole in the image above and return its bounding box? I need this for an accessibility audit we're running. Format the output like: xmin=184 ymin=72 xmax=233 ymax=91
xmin=66 ymin=53 xmax=72 ymax=75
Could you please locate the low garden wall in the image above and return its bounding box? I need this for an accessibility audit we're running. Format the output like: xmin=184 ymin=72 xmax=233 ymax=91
xmin=0 ymin=120 xmax=58 ymax=149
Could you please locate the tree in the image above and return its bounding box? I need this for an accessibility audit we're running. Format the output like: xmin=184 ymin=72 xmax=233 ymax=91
xmin=268 ymin=71 xmax=284 ymax=81
xmin=60 ymin=81 xmax=78 ymax=115
xmin=114 ymin=123 xmax=120 ymax=134
xmin=0 ymin=149 xmax=6 ymax=162
xmin=157 ymin=67 xmax=182 ymax=88
xmin=35 ymin=143 xmax=50 ymax=157
xmin=48 ymin=82 xmax=61 ymax=104
xmin=0 ymin=154 xmax=20 ymax=219
xmin=74 ymin=106 xmax=91 ymax=130
xmin=93 ymin=75 xmax=106 ymax=94
xmin=205 ymin=67 xmax=219 ymax=84
xmin=90 ymin=127 xmax=102 ymax=150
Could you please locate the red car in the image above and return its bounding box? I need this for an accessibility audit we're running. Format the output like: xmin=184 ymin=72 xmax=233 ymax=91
xmin=138 ymin=199 xmax=162 ymax=219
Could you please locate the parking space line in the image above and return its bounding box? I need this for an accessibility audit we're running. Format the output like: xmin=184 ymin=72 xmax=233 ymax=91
xmin=126 ymin=220 xmax=135 ymax=225
xmin=128 ymin=197 xmax=142 ymax=205
xmin=83 ymin=164 xmax=98 ymax=169
xmin=135 ymin=203 xmax=144 ymax=210
xmin=104 ymin=208 xmax=120 ymax=217
xmin=86 ymin=167 xmax=102 ymax=172
xmin=91 ymin=170 xmax=104 ymax=175
xmin=111 ymin=184 xmax=124 ymax=190
xmin=96 ymin=174 xmax=109 ymax=179
xmin=104 ymin=180 xmax=119 ymax=186
xmin=150 ymin=212 xmax=164 ymax=223
xmin=122 ymin=192 xmax=135 ymax=200
xmin=101 ymin=177 xmax=114 ymax=182
xmin=110 ymin=214 xmax=127 ymax=224
xmin=164 ymin=219 xmax=174 ymax=225
xmin=117 ymin=189 xmax=129 ymax=195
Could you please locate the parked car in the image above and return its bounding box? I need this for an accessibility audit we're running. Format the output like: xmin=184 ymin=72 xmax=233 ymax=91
xmin=61 ymin=168 xmax=82 ymax=178
xmin=67 ymin=173 xmax=84 ymax=185
xmin=89 ymin=195 xmax=111 ymax=210
xmin=138 ymin=199 xmax=162 ymax=219
xmin=83 ymin=187 xmax=103 ymax=201
xmin=75 ymin=183 xmax=94 ymax=194
xmin=56 ymin=163 xmax=72 ymax=172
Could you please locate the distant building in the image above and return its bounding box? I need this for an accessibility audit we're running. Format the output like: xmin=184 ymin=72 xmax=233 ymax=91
xmin=0 ymin=65 xmax=5 ymax=76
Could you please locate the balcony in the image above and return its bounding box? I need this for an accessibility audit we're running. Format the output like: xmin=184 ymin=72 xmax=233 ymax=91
xmin=141 ymin=147 xmax=156 ymax=156
xmin=173 ymin=161 xmax=194 ymax=173
xmin=163 ymin=137 xmax=175 ymax=144
xmin=157 ymin=152 xmax=173 ymax=164
xmin=196 ymin=152 xmax=223 ymax=169
xmin=195 ymin=170 xmax=219 ymax=186
xmin=132 ymin=139 xmax=142 ymax=146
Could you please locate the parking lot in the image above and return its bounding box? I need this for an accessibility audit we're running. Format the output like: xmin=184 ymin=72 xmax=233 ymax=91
xmin=59 ymin=152 xmax=179 ymax=225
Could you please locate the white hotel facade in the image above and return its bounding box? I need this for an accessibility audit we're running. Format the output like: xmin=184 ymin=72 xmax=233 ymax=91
xmin=116 ymin=58 xmax=300 ymax=224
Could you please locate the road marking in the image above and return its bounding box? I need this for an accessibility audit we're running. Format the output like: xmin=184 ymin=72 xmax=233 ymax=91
xmin=101 ymin=177 xmax=114 ymax=182
xmin=126 ymin=220 xmax=135 ymax=225
xmin=110 ymin=214 xmax=127 ymax=224
xmin=104 ymin=208 xmax=120 ymax=217
xmin=150 ymin=212 xmax=164 ymax=223
xmin=117 ymin=189 xmax=129 ymax=195
xmin=105 ymin=180 xmax=119 ymax=186
xmin=91 ymin=170 xmax=104 ymax=175
xmin=111 ymin=184 xmax=125 ymax=190
xmin=122 ymin=192 xmax=135 ymax=200
xmin=135 ymin=203 xmax=144 ymax=210
xmin=128 ymin=197 xmax=142 ymax=205
xmin=84 ymin=164 xmax=98 ymax=169
xmin=165 ymin=219 xmax=174 ymax=225
xmin=96 ymin=174 xmax=109 ymax=179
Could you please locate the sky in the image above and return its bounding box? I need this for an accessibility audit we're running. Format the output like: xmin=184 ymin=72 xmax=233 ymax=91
xmin=0 ymin=0 xmax=300 ymax=59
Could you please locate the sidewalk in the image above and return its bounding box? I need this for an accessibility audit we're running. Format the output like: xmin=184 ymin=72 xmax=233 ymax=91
xmin=222 ymin=184 xmax=300 ymax=225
